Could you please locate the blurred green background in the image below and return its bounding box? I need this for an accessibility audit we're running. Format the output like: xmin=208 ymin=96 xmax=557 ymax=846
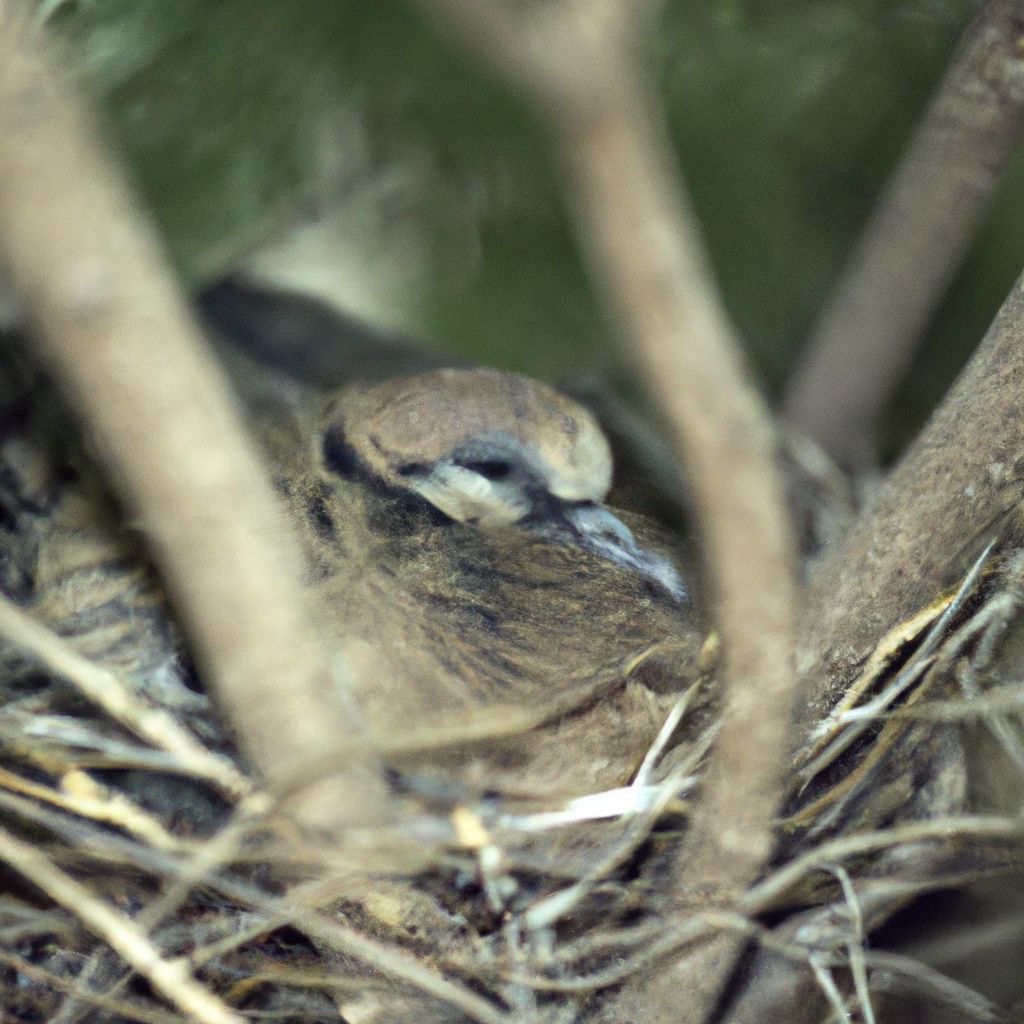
xmin=40 ymin=0 xmax=1023 ymax=452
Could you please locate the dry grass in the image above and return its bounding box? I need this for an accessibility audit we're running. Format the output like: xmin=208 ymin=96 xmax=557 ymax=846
xmin=2 ymin=502 xmax=1023 ymax=1021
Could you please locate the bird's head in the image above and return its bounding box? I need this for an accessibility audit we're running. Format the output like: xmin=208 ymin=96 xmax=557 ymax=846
xmin=318 ymin=368 xmax=687 ymax=602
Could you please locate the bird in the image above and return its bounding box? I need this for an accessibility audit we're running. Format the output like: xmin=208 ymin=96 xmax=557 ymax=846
xmin=0 ymin=285 xmax=707 ymax=1024
xmin=207 ymin=280 xmax=705 ymax=799
xmin=2 ymin=282 xmax=704 ymax=810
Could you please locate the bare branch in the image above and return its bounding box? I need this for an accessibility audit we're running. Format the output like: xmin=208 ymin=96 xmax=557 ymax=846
xmin=799 ymin=264 xmax=1024 ymax=726
xmin=415 ymin=1 xmax=798 ymax=1017
xmin=785 ymin=0 xmax=1024 ymax=467
xmin=0 ymin=13 xmax=387 ymax=828
xmin=554 ymin=61 xmax=796 ymax=891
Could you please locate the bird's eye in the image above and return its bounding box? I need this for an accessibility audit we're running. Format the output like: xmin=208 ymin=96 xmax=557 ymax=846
xmin=321 ymin=426 xmax=361 ymax=478
xmin=460 ymin=459 xmax=514 ymax=482
xmin=396 ymin=462 xmax=430 ymax=478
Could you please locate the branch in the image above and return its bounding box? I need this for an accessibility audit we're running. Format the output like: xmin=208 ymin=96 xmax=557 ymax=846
xmin=414 ymin=1 xmax=798 ymax=1017
xmin=798 ymin=264 xmax=1024 ymax=726
xmin=785 ymin=0 xmax=1024 ymax=467
xmin=0 ymin=12 xmax=387 ymax=828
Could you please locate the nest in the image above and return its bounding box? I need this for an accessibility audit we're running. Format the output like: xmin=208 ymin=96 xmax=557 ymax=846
xmin=1 ymin=349 xmax=1024 ymax=1024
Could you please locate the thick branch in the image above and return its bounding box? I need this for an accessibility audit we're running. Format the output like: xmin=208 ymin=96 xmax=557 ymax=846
xmin=557 ymin=72 xmax=796 ymax=897
xmin=0 ymin=14 xmax=386 ymax=827
xmin=415 ymin=1 xmax=797 ymax=1017
xmin=799 ymin=265 xmax=1024 ymax=725
xmin=785 ymin=0 xmax=1024 ymax=467
xmin=560 ymin=82 xmax=796 ymax=1024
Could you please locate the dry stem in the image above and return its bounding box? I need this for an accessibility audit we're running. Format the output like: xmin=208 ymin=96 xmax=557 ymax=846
xmin=799 ymin=265 xmax=1024 ymax=725
xmin=414 ymin=0 xmax=797 ymax=1017
xmin=0 ymin=592 xmax=251 ymax=800
xmin=0 ymin=947 xmax=181 ymax=1024
xmin=0 ymin=11 xmax=387 ymax=827
xmin=785 ymin=0 xmax=1024 ymax=467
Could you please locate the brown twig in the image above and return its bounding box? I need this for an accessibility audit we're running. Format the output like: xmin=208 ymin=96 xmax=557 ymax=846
xmin=414 ymin=0 xmax=797 ymax=1017
xmin=0 ymin=12 xmax=387 ymax=827
xmin=799 ymin=265 xmax=1024 ymax=725
xmin=784 ymin=0 xmax=1024 ymax=467
xmin=0 ymin=592 xmax=252 ymax=801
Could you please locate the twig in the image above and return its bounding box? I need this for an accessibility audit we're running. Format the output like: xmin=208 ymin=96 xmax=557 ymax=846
xmin=797 ymin=541 xmax=993 ymax=785
xmin=0 ymin=824 xmax=244 ymax=1024
xmin=0 ymin=11 xmax=387 ymax=827
xmin=413 ymin=1 xmax=797 ymax=1016
xmin=798 ymin=265 xmax=1024 ymax=726
xmin=740 ymin=815 xmax=1024 ymax=915
xmin=276 ymin=878 xmax=514 ymax=1024
xmin=556 ymin=75 xmax=796 ymax=891
xmin=828 ymin=863 xmax=875 ymax=1024
xmin=52 ymin=806 xmax=278 ymax=1024
xmin=0 ymin=779 xmax=514 ymax=1024
xmin=785 ymin=0 xmax=1024 ymax=466
xmin=864 ymin=949 xmax=1010 ymax=1023
xmin=0 ymin=592 xmax=251 ymax=801
xmin=0 ymin=948 xmax=181 ymax=1024
xmin=0 ymin=765 xmax=183 ymax=850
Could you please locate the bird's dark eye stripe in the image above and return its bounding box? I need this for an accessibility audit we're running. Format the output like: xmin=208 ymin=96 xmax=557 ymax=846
xmin=321 ymin=426 xmax=361 ymax=478
xmin=396 ymin=461 xmax=430 ymax=478
xmin=459 ymin=459 xmax=513 ymax=481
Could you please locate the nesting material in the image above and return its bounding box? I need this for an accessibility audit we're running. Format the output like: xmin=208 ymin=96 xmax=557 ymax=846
xmin=1 ymin=340 xmax=1023 ymax=1024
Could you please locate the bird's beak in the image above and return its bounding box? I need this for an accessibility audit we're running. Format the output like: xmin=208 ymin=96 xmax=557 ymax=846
xmin=564 ymin=502 xmax=687 ymax=603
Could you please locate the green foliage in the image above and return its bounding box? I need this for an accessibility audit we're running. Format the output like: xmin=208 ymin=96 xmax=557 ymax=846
xmin=43 ymin=0 xmax=1022 ymax=444
xmin=659 ymin=0 xmax=970 ymax=382
xmin=45 ymin=0 xmax=354 ymax=278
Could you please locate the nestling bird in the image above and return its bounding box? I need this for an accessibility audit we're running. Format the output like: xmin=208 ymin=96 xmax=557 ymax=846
xmin=0 ymin=287 xmax=707 ymax=1022
xmin=207 ymin=281 xmax=704 ymax=797
xmin=3 ymin=283 xmax=704 ymax=807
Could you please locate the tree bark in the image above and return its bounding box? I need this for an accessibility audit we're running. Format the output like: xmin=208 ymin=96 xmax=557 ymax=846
xmin=799 ymin=265 xmax=1024 ymax=726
